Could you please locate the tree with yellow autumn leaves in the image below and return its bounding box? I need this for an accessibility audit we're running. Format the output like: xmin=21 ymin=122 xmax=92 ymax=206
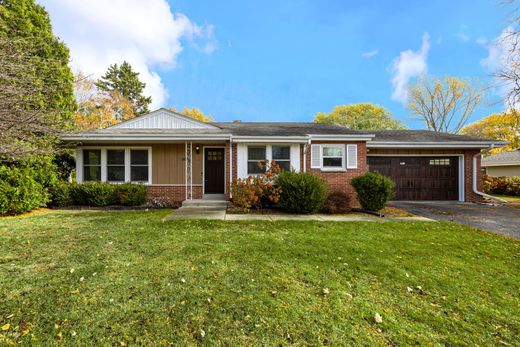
xmin=73 ymin=72 xmax=135 ymax=130
xmin=461 ymin=111 xmax=520 ymax=153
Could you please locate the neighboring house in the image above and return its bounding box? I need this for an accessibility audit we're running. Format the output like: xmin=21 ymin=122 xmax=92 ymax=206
xmin=62 ymin=108 xmax=504 ymax=204
xmin=481 ymin=149 xmax=520 ymax=177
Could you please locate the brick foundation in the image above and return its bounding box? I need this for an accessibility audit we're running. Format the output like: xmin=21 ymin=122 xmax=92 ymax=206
xmin=147 ymin=185 xmax=202 ymax=204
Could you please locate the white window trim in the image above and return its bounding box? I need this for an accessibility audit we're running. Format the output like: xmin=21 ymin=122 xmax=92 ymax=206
xmin=247 ymin=145 xmax=268 ymax=175
xmin=246 ymin=144 xmax=296 ymax=175
xmin=321 ymin=144 xmax=345 ymax=171
xmin=77 ymin=146 xmax=152 ymax=185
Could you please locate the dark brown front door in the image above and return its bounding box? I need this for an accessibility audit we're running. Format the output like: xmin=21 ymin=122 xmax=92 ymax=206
xmin=368 ymin=156 xmax=459 ymax=201
xmin=204 ymin=148 xmax=225 ymax=194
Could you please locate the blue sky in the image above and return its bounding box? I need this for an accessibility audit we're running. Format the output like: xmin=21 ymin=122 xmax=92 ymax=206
xmin=42 ymin=0 xmax=511 ymax=127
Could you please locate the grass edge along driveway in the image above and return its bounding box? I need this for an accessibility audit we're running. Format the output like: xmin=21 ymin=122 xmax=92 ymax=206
xmin=0 ymin=210 xmax=518 ymax=346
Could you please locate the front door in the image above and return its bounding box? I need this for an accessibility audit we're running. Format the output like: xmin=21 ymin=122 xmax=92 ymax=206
xmin=204 ymin=148 xmax=225 ymax=194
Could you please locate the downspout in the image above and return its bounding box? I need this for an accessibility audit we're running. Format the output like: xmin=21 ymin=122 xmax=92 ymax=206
xmin=472 ymin=145 xmax=507 ymax=203
xmin=229 ymin=136 xmax=233 ymax=199
xmin=303 ymin=137 xmax=311 ymax=172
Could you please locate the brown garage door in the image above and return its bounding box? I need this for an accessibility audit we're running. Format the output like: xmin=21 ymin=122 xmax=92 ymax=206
xmin=368 ymin=156 xmax=459 ymax=200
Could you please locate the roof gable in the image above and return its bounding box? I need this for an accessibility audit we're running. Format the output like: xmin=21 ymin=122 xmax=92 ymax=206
xmin=111 ymin=109 xmax=220 ymax=130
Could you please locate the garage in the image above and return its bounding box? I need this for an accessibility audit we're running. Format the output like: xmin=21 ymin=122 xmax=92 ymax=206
xmin=368 ymin=156 xmax=460 ymax=200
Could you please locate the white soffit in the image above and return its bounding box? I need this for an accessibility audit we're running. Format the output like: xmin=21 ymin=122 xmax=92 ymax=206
xmin=112 ymin=109 xmax=219 ymax=130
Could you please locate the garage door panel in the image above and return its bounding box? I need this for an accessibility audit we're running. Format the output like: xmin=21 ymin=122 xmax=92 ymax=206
xmin=368 ymin=156 xmax=459 ymax=201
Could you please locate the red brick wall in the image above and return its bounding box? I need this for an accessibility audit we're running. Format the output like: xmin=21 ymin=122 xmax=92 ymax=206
xmin=305 ymin=141 xmax=368 ymax=207
xmin=146 ymin=185 xmax=203 ymax=203
xmin=464 ymin=149 xmax=484 ymax=202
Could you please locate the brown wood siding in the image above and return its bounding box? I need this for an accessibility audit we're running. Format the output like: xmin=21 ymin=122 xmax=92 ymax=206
xmin=368 ymin=148 xmax=464 ymax=155
xmin=151 ymin=144 xmax=203 ymax=185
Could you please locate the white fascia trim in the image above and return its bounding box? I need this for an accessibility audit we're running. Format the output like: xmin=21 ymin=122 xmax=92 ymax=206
xmin=367 ymin=141 xmax=505 ymax=149
xmin=309 ymin=134 xmax=374 ymax=141
xmin=62 ymin=134 xmax=232 ymax=141
xmin=481 ymin=162 xmax=520 ymax=167
xmin=232 ymin=136 xmax=308 ymax=143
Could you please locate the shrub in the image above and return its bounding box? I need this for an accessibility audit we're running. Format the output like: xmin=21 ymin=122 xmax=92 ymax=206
xmin=49 ymin=181 xmax=73 ymax=207
xmin=322 ymin=191 xmax=351 ymax=214
xmin=70 ymin=182 xmax=118 ymax=206
xmin=0 ymin=165 xmax=48 ymax=215
xmin=276 ymin=171 xmax=327 ymax=214
xmin=484 ymin=175 xmax=520 ymax=196
xmin=117 ymin=183 xmax=147 ymax=206
xmin=351 ymin=172 xmax=395 ymax=212
xmin=232 ymin=161 xmax=282 ymax=211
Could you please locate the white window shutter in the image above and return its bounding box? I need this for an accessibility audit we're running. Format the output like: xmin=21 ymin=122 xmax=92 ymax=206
xmin=310 ymin=144 xmax=321 ymax=168
xmin=346 ymin=144 xmax=358 ymax=169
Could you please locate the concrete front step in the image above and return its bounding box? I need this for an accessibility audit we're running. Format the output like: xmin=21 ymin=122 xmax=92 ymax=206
xmin=181 ymin=199 xmax=228 ymax=208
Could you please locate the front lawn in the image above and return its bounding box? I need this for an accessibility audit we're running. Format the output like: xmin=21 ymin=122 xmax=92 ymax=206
xmin=0 ymin=210 xmax=518 ymax=345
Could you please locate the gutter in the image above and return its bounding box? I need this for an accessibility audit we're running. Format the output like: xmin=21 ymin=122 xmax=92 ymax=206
xmin=473 ymin=145 xmax=507 ymax=203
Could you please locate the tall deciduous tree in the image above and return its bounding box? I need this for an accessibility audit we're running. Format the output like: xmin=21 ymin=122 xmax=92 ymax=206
xmin=460 ymin=111 xmax=520 ymax=153
xmin=74 ymin=72 xmax=135 ymax=130
xmin=0 ymin=0 xmax=76 ymax=160
xmin=497 ymin=1 xmax=520 ymax=108
xmin=96 ymin=61 xmax=152 ymax=115
xmin=407 ymin=76 xmax=485 ymax=133
xmin=313 ymin=103 xmax=406 ymax=130
xmin=169 ymin=107 xmax=213 ymax=122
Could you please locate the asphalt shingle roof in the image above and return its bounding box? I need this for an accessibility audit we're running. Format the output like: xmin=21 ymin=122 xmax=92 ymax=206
xmin=482 ymin=149 xmax=520 ymax=166
xmin=365 ymin=130 xmax=494 ymax=142
xmin=210 ymin=122 xmax=362 ymax=136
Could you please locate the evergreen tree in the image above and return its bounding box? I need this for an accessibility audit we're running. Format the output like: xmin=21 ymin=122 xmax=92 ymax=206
xmin=96 ymin=61 xmax=152 ymax=115
xmin=0 ymin=0 xmax=76 ymax=159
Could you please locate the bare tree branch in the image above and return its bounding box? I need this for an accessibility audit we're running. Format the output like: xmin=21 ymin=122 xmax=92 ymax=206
xmin=407 ymin=76 xmax=485 ymax=133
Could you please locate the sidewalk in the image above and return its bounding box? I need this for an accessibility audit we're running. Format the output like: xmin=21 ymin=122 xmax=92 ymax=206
xmin=165 ymin=207 xmax=433 ymax=222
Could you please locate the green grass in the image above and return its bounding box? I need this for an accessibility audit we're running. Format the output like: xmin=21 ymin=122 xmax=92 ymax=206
xmin=493 ymin=194 xmax=520 ymax=203
xmin=0 ymin=210 xmax=519 ymax=346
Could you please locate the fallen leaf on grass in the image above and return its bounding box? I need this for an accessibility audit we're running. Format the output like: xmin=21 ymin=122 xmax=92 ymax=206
xmin=374 ymin=313 xmax=383 ymax=323
xmin=1 ymin=323 xmax=10 ymax=331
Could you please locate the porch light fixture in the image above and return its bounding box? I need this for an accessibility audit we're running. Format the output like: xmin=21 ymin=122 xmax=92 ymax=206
xmin=195 ymin=145 xmax=200 ymax=154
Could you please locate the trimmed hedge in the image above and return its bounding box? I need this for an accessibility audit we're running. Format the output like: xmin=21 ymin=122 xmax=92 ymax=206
xmin=484 ymin=175 xmax=520 ymax=196
xmin=0 ymin=165 xmax=49 ymax=215
xmin=70 ymin=182 xmax=118 ymax=207
xmin=276 ymin=171 xmax=328 ymax=213
xmin=52 ymin=181 xmax=148 ymax=207
xmin=322 ymin=191 xmax=351 ymax=214
xmin=351 ymin=172 xmax=395 ymax=212
xmin=117 ymin=183 xmax=147 ymax=206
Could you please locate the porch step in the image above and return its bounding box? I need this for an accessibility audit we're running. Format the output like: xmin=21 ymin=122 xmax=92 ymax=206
xmin=182 ymin=199 xmax=228 ymax=208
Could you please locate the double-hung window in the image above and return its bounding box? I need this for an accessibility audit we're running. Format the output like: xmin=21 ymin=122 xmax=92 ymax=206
xmin=247 ymin=147 xmax=266 ymax=174
xmin=322 ymin=145 xmax=344 ymax=169
xmin=130 ymin=150 xmax=149 ymax=182
xmin=83 ymin=149 xmax=101 ymax=181
xmin=272 ymin=146 xmax=291 ymax=171
xmin=107 ymin=150 xmax=125 ymax=182
xmin=311 ymin=144 xmax=357 ymax=170
xmin=80 ymin=148 xmax=150 ymax=184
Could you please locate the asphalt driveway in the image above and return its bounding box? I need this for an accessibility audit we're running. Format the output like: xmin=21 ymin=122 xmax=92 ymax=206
xmin=390 ymin=201 xmax=520 ymax=239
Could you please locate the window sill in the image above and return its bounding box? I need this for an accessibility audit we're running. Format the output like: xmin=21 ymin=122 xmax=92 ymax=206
xmin=320 ymin=168 xmax=346 ymax=172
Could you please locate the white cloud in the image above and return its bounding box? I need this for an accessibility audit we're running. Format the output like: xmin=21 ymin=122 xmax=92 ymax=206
xmin=480 ymin=27 xmax=518 ymax=107
xmin=361 ymin=50 xmax=378 ymax=58
xmin=39 ymin=0 xmax=218 ymax=109
xmin=476 ymin=36 xmax=488 ymax=45
xmin=456 ymin=32 xmax=470 ymax=42
xmin=390 ymin=33 xmax=430 ymax=104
